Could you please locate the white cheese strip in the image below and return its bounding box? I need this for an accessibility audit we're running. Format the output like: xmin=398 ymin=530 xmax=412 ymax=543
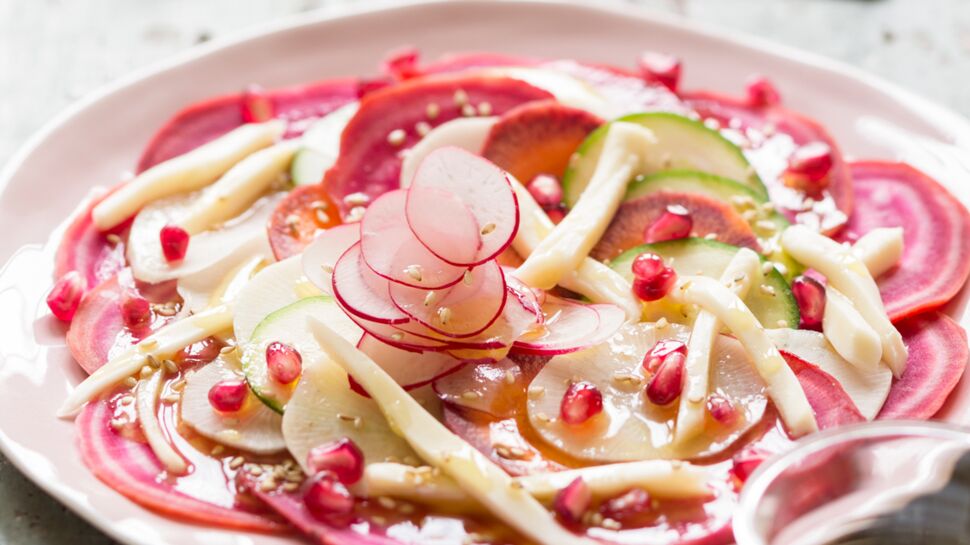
xmin=670 ymin=276 xmax=818 ymax=436
xmin=517 ymin=460 xmax=710 ymax=501
xmin=823 ymin=286 xmax=882 ymax=370
xmin=93 ymin=120 xmax=285 ymax=230
xmin=781 ymin=226 xmax=907 ymax=376
xmin=399 ymin=116 xmax=498 ymax=187
xmin=58 ymin=304 xmax=234 ymax=417
xmin=307 ymin=316 xmax=598 ymax=545
xmin=675 ymin=248 xmax=761 ymax=443
xmin=852 ymin=227 xmax=904 ymax=278
xmin=515 ymin=122 xmax=656 ymax=290
xmin=135 ymin=370 xmax=188 ymax=474
xmin=179 ymin=140 xmax=299 ymax=234
xmin=355 ymin=463 xmax=478 ymax=509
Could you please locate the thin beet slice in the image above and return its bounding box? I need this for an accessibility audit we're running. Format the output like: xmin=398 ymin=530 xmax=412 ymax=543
xmin=54 ymin=187 xmax=128 ymax=291
xmin=268 ymin=184 xmax=342 ymax=261
xmin=592 ymin=191 xmax=760 ymax=261
xmin=782 ymin=352 xmax=865 ymax=430
xmin=878 ymin=312 xmax=968 ymax=420
xmin=840 ymin=161 xmax=970 ymax=321
xmin=322 ymin=74 xmax=552 ymax=217
xmin=331 ymin=243 xmax=410 ymax=325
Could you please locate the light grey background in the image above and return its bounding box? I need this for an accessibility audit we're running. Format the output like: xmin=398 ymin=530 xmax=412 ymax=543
xmin=1 ymin=0 xmax=968 ymax=543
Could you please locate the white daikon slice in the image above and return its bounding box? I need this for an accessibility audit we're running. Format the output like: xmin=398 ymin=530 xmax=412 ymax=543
xmin=399 ymin=116 xmax=497 ymax=188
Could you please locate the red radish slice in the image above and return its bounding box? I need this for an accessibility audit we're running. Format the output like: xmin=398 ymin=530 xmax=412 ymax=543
xmin=331 ymin=243 xmax=409 ymax=325
xmin=302 ymin=224 xmax=361 ymax=296
xmin=268 ymin=184 xmax=343 ymax=261
xmin=335 ymin=300 xmax=451 ymax=352
xmin=54 ymin=187 xmax=128 ymax=291
xmin=389 ymin=261 xmax=508 ymax=338
xmin=782 ymin=352 xmax=865 ymax=430
xmin=512 ymin=297 xmax=625 ymax=356
xmin=360 ymin=190 xmax=467 ymax=289
xmin=405 ymin=184 xmax=482 ymax=266
xmin=77 ymin=396 xmax=284 ymax=532
xmin=357 ymin=334 xmax=465 ymax=388
xmin=323 ymin=75 xmax=552 ymax=217
xmin=878 ymin=312 xmax=968 ymax=420
xmin=839 ymin=162 xmax=970 ymax=322
xmin=408 ymin=147 xmax=520 ymax=265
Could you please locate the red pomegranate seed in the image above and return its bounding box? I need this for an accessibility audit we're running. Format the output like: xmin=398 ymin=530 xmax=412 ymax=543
xmin=266 ymin=341 xmax=302 ymax=384
xmin=356 ymin=77 xmax=393 ymax=99
xmin=553 ymin=477 xmax=591 ymax=524
xmin=208 ymin=379 xmax=248 ymax=413
xmin=731 ymin=449 xmax=768 ymax=482
xmin=645 ymin=351 xmax=686 ymax=406
xmin=631 ymin=252 xmax=677 ymax=302
xmin=642 ymin=339 xmax=687 ymax=374
xmin=526 ymin=174 xmax=564 ymax=209
xmin=745 ymin=75 xmax=782 ymax=107
xmin=179 ymin=337 xmax=223 ymax=367
xmin=638 ymin=51 xmax=682 ymax=92
xmin=785 ymin=142 xmax=834 ymax=194
xmin=120 ymin=292 xmax=152 ymax=329
xmin=382 ymin=46 xmax=421 ymax=80
xmin=159 ymin=225 xmax=190 ymax=262
xmin=307 ymin=438 xmax=365 ymax=485
xmin=644 ymin=207 xmax=692 ymax=244
xmin=560 ymin=381 xmax=603 ymax=425
xmin=241 ymin=85 xmax=273 ymax=123
xmin=46 ymin=271 xmax=84 ymax=322
xmin=600 ymin=488 xmax=653 ymax=522
xmin=304 ymin=471 xmax=355 ymax=522
xmin=792 ymin=275 xmax=826 ymax=331
xmin=706 ymin=393 xmax=738 ymax=425
xmin=546 ymin=206 xmax=566 ymax=224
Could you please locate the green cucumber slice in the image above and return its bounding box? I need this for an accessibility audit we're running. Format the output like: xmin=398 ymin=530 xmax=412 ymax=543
xmin=562 ymin=112 xmax=765 ymax=207
xmin=610 ymin=238 xmax=799 ymax=328
xmin=290 ymin=102 xmax=359 ymax=186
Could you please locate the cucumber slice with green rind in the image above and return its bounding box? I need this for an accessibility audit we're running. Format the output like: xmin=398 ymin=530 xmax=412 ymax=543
xmin=610 ymin=238 xmax=799 ymax=328
xmin=290 ymin=102 xmax=359 ymax=186
xmin=562 ymin=112 xmax=765 ymax=207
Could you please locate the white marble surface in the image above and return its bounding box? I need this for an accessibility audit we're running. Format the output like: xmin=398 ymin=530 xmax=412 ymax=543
xmin=1 ymin=0 xmax=968 ymax=542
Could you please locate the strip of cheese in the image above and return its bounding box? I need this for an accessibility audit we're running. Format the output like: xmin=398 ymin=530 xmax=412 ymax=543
xmin=179 ymin=140 xmax=299 ymax=234
xmin=852 ymin=227 xmax=904 ymax=278
xmin=92 ymin=120 xmax=285 ymax=230
xmin=135 ymin=370 xmax=188 ymax=474
xmin=823 ymin=286 xmax=882 ymax=370
xmin=514 ymin=122 xmax=656 ymax=289
xmin=781 ymin=226 xmax=907 ymax=376
xmin=675 ymin=248 xmax=761 ymax=443
xmin=670 ymin=276 xmax=818 ymax=436
xmin=58 ymin=304 xmax=234 ymax=417
xmin=307 ymin=316 xmax=598 ymax=545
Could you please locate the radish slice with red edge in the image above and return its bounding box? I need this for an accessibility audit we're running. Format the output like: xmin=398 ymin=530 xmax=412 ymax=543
xmin=357 ymin=334 xmax=465 ymax=388
xmin=839 ymin=162 xmax=970 ymax=322
xmin=360 ymin=189 xmax=467 ymax=289
xmin=405 ymin=184 xmax=482 ymax=266
xmin=335 ymin=301 xmax=451 ymax=352
xmin=389 ymin=260 xmax=508 ymax=338
xmin=434 ymin=359 xmax=525 ymax=418
xmin=331 ymin=243 xmax=409 ymax=325
xmin=408 ymin=147 xmax=519 ymax=266
xmin=302 ymin=223 xmax=361 ymax=296
xmin=511 ymin=297 xmax=625 ymax=356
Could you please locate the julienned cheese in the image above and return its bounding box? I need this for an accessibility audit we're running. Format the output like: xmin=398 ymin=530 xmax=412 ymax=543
xmin=675 ymin=248 xmax=761 ymax=443
xmin=852 ymin=227 xmax=904 ymax=278
xmin=514 ymin=122 xmax=656 ymax=290
xmin=136 ymin=370 xmax=188 ymax=474
xmin=307 ymin=316 xmax=599 ymax=545
xmin=822 ymin=285 xmax=882 ymax=370
xmin=670 ymin=276 xmax=818 ymax=437
xmin=92 ymin=120 xmax=285 ymax=230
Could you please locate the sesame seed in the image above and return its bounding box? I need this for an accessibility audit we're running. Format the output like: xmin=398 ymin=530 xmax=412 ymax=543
xmin=759 ymin=284 xmax=777 ymax=297
xmin=741 ymin=209 xmax=758 ymax=222
xmin=730 ymin=195 xmax=755 ymax=209
xmin=509 ymin=481 xmax=524 ymax=490
xmin=462 ymin=270 xmax=473 ymax=286
xmin=437 ymin=306 xmax=452 ymax=325
xmin=404 ymin=264 xmax=423 ymax=282
xmin=480 ymin=222 xmax=496 ymax=235
xmin=139 ymin=365 xmax=153 ymax=379
xmin=337 ymin=413 xmax=357 ymax=423
xmin=415 ymin=121 xmax=431 ymax=136
xmin=314 ymin=209 xmax=330 ymax=224
xmin=667 ymin=204 xmax=689 ymax=215
xmin=762 ymin=262 xmax=776 ymax=275
xmin=161 ymin=393 xmax=181 ymax=403
xmin=656 ymin=317 xmax=669 ymax=329
xmin=477 ymin=102 xmax=492 ymax=116
xmin=602 ymin=518 xmax=622 ymax=530
xmin=461 ymin=104 xmax=476 ymax=117
xmin=248 ymin=465 xmax=263 ymax=476
xmin=703 ymin=118 xmax=721 ymax=131
xmin=527 ymin=385 xmax=545 ymax=399
xmin=211 ymin=445 xmax=225 ymax=456
xmin=260 ymin=479 xmax=277 ymax=492
xmin=704 ymin=232 xmax=719 ymax=240
xmin=170 ymin=379 xmax=186 ymax=392
xmin=162 ymin=359 xmax=178 ymax=374
xmin=353 ymin=417 xmax=363 ymax=430
xmin=453 ymin=89 xmax=469 ymax=106
xmin=343 ymin=192 xmax=370 ymax=207
xmin=423 ymin=291 xmax=437 ymax=307
xmin=377 ymin=496 xmax=397 ymax=509
xmin=461 ymin=390 xmax=481 ymax=401
xmin=504 ymin=369 xmax=516 ymax=385
xmin=777 ymin=319 xmax=789 ymax=328
xmin=535 ymin=412 xmax=551 ymax=423
xmin=612 ymin=372 xmax=642 ymax=386
xmin=387 ymin=129 xmax=407 ymax=146
xmin=106 ymin=233 xmax=122 ymax=245
xmin=229 ymin=456 xmax=245 ymax=469
xmin=398 ymin=502 xmax=416 ymax=515
xmin=123 ymin=377 xmax=138 ymax=388
xmin=109 ymin=418 xmax=126 ymax=430
xmin=495 ymin=445 xmax=511 ymax=458
xmin=219 ymin=345 xmax=236 ymax=355
xmin=426 ymin=102 xmax=440 ymax=119
xmin=283 ymin=482 xmax=300 ymax=492
xmin=755 ymin=220 xmax=777 ymax=232
xmin=390 ymin=332 xmax=404 ymax=341
xmin=589 ymin=512 xmax=605 ymax=526
xmin=761 ymin=201 xmax=775 ymax=212
xmin=139 ymin=339 xmax=158 ymax=351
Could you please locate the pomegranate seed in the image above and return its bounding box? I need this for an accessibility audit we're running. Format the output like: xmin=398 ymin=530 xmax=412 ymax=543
xmin=208 ymin=379 xmax=248 ymax=413
xmin=731 ymin=449 xmax=768 ymax=482
xmin=559 ymin=381 xmax=603 ymax=425
xmin=645 ymin=351 xmax=686 ymax=406
xmin=303 ymin=471 xmax=355 ymax=522
xmin=642 ymin=339 xmax=687 ymax=374
xmin=159 ymin=225 xmax=190 ymax=262
xmin=382 ymin=46 xmax=421 ymax=80
xmin=792 ymin=275 xmax=826 ymax=331
xmin=788 ymin=142 xmax=834 ymax=181
xmin=600 ymin=488 xmax=653 ymax=522
xmin=241 ymin=85 xmax=273 ymax=123
xmin=630 ymin=252 xmax=677 ymax=302
xmin=179 ymin=337 xmax=223 ymax=367
xmin=644 ymin=208 xmax=692 ymax=244
xmin=526 ymin=174 xmax=564 ymax=209
xmin=745 ymin=75 xmax=781 ymax=107
xmin=706 ymin=394 xmax=738 ymax=425
xmin=638 ymin=51 xmax=682 ymax=92
xmin=307 ymin=438 xmax=365 ymax=485
xmin=266 ymin=341 xmax=302 ymax=384
xmin=46 ymin=271 xmax=84 ymax=322
xmin=356 ymin=77 xmax=392 ymax=99
xmin=553 ymin=477 xmax=591 ymax=524
xmin=546 ymin=206 xmax=566 ymax=224
xmin=120 ymin=292 xmax=152 ymax=329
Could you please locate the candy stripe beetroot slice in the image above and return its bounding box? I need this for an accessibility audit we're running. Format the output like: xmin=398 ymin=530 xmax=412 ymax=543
xmin=878 ymin=312 xmax=968 ymax=420
xmin=268 ymin=184 xmax=342 ymax=261
xmin=840 ymin=161 xmax=970 ymax=322
xmin=404 ymin=184 xmax=482 ymax=266
xmin=54 ymin=187 xmax=127 ymax=291
xmin=66 ymin=277 xmax=135 ymax=374
xmin=360 ymin=189 xmax=467 ymax=289
xmin=323 ymin=75 xmax=552 ymax=217
xmin=331 ymin=243 xmax=409 ymax=325
xmin=77 ymin=397 xmax=284 ymax=532
xmin=782 ymin=352 xmax=865 ymax=430
xmin=302 ymin=223 xmax=361 ymax=296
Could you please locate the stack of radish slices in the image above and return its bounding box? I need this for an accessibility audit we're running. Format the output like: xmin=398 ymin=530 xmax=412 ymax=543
xmin=302 ymin=146 xmax=625 ymax=360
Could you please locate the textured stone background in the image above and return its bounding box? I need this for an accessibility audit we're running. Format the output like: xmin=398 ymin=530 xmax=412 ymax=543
xmin=1 ymin=0 xmax=968 ymax=542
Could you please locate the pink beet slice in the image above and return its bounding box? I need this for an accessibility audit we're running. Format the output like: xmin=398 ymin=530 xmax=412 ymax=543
xmin=322 ymin=74 xmax=552 ymax=217
xmin=840 ymin=161 xmax=970 ymax=322
xmin=878 ymin=312 xmax=969 ymax=420
xmin=54 ymin=187 xmax=128 ymax=291
xmin=782 ymin=352 xmax=865 ymax=430
xmin=65 ymin=276 xmax=133 ymax=374
xmin=77 ymin=396 xmax=284 ymax=533
xmin=331 ymin=243 xmax=409 ymax=325
xmin=682 ymin=90 xmax=853 ymax=234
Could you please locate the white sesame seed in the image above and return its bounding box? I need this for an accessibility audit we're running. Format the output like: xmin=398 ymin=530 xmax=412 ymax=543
xmin=229 ymin=456 xmax=245 ymax=469
xmin=461 ymin=103 xmax=476 ymax=117
xmin=453 ymin=89 xmax=469 ymax=106
xmin=423 ymin=290 xmax=437 ymax=307
xmin=211 ymin=445 xmax=225 ymax=456
xmin=656 ymin=317 xmax=669 ymax=329
xmin=123 ymin=377 xmax=138 ymax=388
xmin=777 ymin=319 xmax=789 ymax=328
xmin=480 ymin=222 xmax=496 ymax=235
xmin=462 ymin=270 xmax=473 ymax=286
xmin=343 ymin=192 xmax=370 ymax=207
xmin=477 ymin=102 xmax=492 ymax=116
xmin=756 ymin=220 xmax=777 ymax=232
xmin=759 ymin=284 xmax=777 ymax=297
xmin=426 ymin=102 xmax=440 ymax=119
xmin=527 ymin=385 xmax=545 ymax=399
xmin=704 ymin=232 xmax=719 ymax=240
xmin=106 ymin=233 xmax=122 ymax=245
xmin=437 ymin=306 xmax=452 ymax=325
xmin=415 ymin=121 xmax=432 ymax=136
xmin=667 ymin=204 xmax=689 ymax=215
xmin=404 ymin=264 xmax=423 ymax=282
xmin=504 ymin=369 xmax=517 ymax=385
xmin=390 ymin=332 xmax=404 ymax=341
xmin=387 ymin=129 xmax=407 ymax=146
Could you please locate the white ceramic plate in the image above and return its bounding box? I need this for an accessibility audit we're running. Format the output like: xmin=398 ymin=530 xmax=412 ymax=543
xmin=2 ymin=1 xmax=970 ymax=544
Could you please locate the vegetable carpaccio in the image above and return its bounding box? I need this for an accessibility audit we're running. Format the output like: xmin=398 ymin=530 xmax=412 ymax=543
xmin=48 ymin=48 xmax=970 ymax=545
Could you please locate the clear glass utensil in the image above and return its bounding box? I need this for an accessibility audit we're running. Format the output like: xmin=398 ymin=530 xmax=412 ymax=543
xmin=734 ymin=421 xmax=970 ymax=545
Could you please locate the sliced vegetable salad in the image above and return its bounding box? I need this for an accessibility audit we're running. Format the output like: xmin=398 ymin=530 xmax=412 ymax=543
xmin=47 ymin=49 xmax=970 ymax=545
